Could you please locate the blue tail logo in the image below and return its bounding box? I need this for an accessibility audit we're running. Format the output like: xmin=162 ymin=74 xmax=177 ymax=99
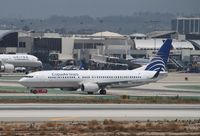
xmin=145 ymin=39 xmax=172 ymax=71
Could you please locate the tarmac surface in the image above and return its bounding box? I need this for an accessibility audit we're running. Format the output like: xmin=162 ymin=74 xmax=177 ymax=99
xmin=0 ymin=104 xmax=199 ymax=121
xmin=0 ymin=73 xmax=200 ymax=122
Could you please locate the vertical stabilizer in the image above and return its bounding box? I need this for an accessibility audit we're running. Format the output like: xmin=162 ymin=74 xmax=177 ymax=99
xmin=145 ymin=39 xmax=172 ymax=71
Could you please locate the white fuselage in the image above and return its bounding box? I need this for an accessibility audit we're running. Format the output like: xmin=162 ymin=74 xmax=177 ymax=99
xmin=19 ymin=70 xmax=167 ymax=89
xmin=0 ymin=54 xmax=42 ymax=67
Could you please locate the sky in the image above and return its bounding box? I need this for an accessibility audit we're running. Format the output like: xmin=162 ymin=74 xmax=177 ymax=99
xmin=0 ymin=0 xmax=199 ymax=18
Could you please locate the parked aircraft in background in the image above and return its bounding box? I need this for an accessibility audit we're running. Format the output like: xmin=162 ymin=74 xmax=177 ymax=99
xmin=19 ymin=39 xmax=172 ymax=95
xmin=0 ymin=54 xmax=42 ymax=73
xmin=130 ymin=58 xmax=150 ymax=66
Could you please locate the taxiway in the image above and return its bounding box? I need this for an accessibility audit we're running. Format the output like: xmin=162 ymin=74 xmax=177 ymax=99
xmin=0 ymin=104 xmax=199 ymax=121
xmin=0 ymin=72 xmax=200 ymax=96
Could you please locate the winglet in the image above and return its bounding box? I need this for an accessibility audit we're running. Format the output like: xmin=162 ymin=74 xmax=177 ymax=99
xmin=151 ymin=67 xmax=162 ymax=79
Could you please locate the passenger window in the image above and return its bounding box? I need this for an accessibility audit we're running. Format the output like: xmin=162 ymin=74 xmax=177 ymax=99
xmin=25 ymin=76 xmax=34 ymax=78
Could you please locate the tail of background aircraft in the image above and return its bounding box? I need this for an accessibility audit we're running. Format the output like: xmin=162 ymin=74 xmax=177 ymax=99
xmin=79 ymin=60 xmax=87 ymax=70
xmin=144 ymin=39 xmax=172 ymax=72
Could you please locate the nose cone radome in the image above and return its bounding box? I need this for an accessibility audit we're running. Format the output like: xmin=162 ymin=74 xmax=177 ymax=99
xmin=18 ymin=78 xmax=28 ymax=87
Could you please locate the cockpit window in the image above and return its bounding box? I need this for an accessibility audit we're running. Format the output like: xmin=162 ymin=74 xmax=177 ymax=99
xmin=25 ymin=76 xmax=34 ymax=78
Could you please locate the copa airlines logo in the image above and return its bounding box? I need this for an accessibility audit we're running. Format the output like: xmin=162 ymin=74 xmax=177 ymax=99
xmin=145 ymin=57 xmax=166 ymax=71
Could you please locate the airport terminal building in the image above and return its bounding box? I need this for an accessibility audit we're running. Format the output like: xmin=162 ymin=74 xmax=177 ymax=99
xmin=0 ymin=27 xmax=200 ymax=71
xmin=17 ymin=31 xmax=135 ymax=68
xmin=0 ymin=30 xmax=18 ymax=53
xmin=171 ymin=17 xmax=200 ymax=35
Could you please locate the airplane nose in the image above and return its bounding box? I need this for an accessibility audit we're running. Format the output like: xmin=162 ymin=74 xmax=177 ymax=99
xmin=36 ymin=61 xmax=43 ymax=67
xmin=18 ymin=78 xmax=27 ymax=86
xmin=18 ymin=78 xmax=24 ymax=83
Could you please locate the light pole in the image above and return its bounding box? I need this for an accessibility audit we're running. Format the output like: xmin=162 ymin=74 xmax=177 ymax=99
xmin=39 ymin=20 xmax=43 ymax=38
xmin=99 ymin=19 xmax=103 ymax=41
xmin=99 ymin=19 xmax=104 ymax=55
xmin=150 ymin=20 xmax=160 ymax=53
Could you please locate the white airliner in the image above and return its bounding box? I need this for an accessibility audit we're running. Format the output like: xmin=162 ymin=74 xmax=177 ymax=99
xmin=0 ymin=54 xmax=42 ymax=73
xmin=19 ymin=39 xmax=172 ymax=95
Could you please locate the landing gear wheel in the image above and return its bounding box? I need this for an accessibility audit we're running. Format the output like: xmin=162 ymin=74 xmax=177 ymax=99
xmin=87 ymin=92 xmax=94 ymax=94
xmin=99 ymin=89 xmax=106 ymax=95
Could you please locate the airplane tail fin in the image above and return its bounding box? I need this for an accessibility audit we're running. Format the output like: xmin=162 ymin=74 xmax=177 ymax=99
xmin=145 ymin=39 xmax=172 ymax=72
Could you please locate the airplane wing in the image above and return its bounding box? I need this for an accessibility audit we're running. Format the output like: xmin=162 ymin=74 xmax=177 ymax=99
xmin=79 ymin=80 xmax=130 ymax=89
xmin=97 ymin=80 xmax=129 ymax=88
xmin=95 ymin=69 xmax=162 ymax=88
xmin=96 ymin=80 xmax=150 ymax=89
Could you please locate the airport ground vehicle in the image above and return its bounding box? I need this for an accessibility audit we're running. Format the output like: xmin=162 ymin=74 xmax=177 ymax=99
xmin=30 ymin=88 xmax=48 ymax=94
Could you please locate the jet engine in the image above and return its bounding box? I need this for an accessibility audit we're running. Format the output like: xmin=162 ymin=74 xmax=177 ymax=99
xmin=0 ymin=64 xmax=15 ymax=73
xmin=81 ymin=83 xmax=99 ymax=93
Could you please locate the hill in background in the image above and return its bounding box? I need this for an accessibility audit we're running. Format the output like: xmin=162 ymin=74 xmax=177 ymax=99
xmin=0 ymin=12 xmax=176 ymax=34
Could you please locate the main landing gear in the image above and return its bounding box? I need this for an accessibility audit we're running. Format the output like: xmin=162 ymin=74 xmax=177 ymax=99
xmin=99 ymin=89 xmax=106 ymax=95
xmin=87 ymin=90 xmax=106 ymax=95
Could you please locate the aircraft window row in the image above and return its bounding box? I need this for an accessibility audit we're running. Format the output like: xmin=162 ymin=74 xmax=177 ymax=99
xmin=91 ymin=76 xmax=142 ymax=79
xmin=48 ymin=76 xmax=78 ymax=79
xmin=47 ymin=76 xmax=142 ymax=79
xmin=25 ymin=76 xmax=34 ymax=78
xmin=82 ymin=76 xmax=90 ymax=78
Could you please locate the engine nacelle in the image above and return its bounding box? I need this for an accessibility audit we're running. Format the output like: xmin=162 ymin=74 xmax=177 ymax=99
xmin=0 ymin=64 xmax=15 ymax=73
xmin=81 ymin=83 xmax=99 ymax=92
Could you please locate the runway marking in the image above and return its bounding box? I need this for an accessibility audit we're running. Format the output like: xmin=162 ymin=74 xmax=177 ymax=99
xmin=49 ymin=116 xmax=79 ymax=121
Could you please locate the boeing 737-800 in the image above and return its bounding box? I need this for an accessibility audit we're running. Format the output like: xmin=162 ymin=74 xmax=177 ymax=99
xmin=0 ymin=54 xmax=42 ymax=73
xmin=19 ymin=39 xmax=172 ymax=95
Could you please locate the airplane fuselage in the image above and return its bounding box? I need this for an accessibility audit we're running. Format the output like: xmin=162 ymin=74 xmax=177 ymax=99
xmin=19 ymin=70 xmax=167 ymax=89
xmin=0 ymin=54 xmax=42 ymax=67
